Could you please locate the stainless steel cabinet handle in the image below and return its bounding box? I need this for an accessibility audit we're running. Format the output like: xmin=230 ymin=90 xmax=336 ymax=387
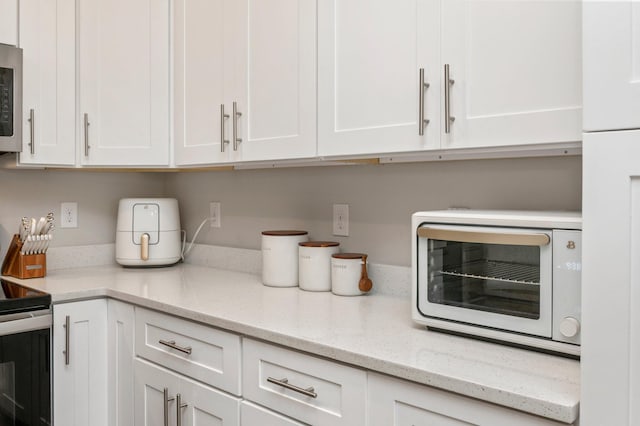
xmin=83 ymin=113 xmax=90 ymax=156
xmin=417 ymin=227 xmax=551 ymax=247
xmin=233 ymin=101 xmax=242 ymax=151
xmin=444 ymin=64 xmax=455 ymax=134
xmin=176 ymin=393 xmax=187 ymax=426
xmin=28 ymin=109 xmax=35 ymax=154
xmin=63 ymin=315 xmax=70 ymax=365
xmin=418 ymin=69 xmax=429 ymax=135
xmin=158 ymin=339 xmax=192 ymax=355
xmin=163 ymin=388 xmax=175 ymax=426
xmin=267 ymin=377 xmax=318 ymax=398
xmin=220 ymin=104 xmax=230 ymax=152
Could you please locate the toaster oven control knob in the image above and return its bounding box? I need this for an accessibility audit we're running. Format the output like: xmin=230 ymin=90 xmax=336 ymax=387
xmin=559 ymin=317 xmax=580 ymax=338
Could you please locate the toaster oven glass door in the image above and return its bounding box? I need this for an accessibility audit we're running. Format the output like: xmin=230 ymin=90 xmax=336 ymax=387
xmin=417 ymin=224 xmax=552 ymax=337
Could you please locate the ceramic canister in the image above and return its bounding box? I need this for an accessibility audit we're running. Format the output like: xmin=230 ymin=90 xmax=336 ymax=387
xmin=298 ymin=241 xmax=340 ymax=292
xmin=331 ymin=253 xmax=371 ymax=296
xmin=261 ymin=230 xmax=309 ymax=287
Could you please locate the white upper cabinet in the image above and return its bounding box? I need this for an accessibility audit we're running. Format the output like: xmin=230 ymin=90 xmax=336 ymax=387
xmin=318 ymin=0 xmax=441 ymax=157
xmin=175 ymin=0 xmax=316 ymax=165
xmin=78 ymin=0 xmax=170 ymax=166
xmin=441 ymin=0 xmax=582 ymax=149
xmin=583 ymin=1 xmax=640 ymax=132
xmin=174 ymin=0 xmax=232 ymax=166
xmin=0 ymin=0 xmax=17 ymax=45
xmin=234 ymin=0 xmax=317 ymax=162
xmin=19 ymin=0 xmax=76 ymax=165
xmin=318 ymin=0 xmax=582 ymax=157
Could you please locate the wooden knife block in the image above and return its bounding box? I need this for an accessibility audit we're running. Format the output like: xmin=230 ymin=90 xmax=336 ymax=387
xmin=1 ymin=234 xmax=46 ymax=279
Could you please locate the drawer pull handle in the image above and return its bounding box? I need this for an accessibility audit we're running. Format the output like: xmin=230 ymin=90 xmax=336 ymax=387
xmin=159 ymin=339 xmax=192 ymax=355
xmin=267 ymin=377 xmax=318 ymax=398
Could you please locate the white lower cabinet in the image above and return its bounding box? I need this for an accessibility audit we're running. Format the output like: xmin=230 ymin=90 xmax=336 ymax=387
xmin=368 ymin=373 xmax=569 ymax=426
xmin=242 ymin=338 xmax=366 ymax=426
xmin=108 ymin=300 xmax=135 ymax=426
xmin=53 ymin=299 xmax=570 ymax=426
xmin=240 ymin=401 xmax=305 ymax=426
xmin=135 ymin=358 xmax=240 ymax=426
xmin=53 ymin=299 xmax=108 ymax=426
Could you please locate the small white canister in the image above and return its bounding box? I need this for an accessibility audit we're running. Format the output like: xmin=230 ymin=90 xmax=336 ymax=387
xmin=262 ymin=230 xmax=309 ymax=287
xmin=331 ymin=253 xmax=373 ymax=296
xmin=298 ymin=241 xmax=340 ymax=292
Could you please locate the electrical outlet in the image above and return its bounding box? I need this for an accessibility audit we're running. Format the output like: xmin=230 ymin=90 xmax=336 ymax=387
xmin=333 ymin=204 xmax=349 ymax=236
xmin=60 ymin=202 xmax=78 ymax=228
xmin=210 ymin=202 xmax=221 ymax=228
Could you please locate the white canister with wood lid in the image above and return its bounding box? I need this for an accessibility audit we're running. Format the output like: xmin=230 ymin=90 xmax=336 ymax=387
xmin=298 ymin=241 xmax=340 ymax=292
xmin=331 ymin=253 xmax=373 ymax=296
xmin=261 ymin=230 xmax=308 ymax=287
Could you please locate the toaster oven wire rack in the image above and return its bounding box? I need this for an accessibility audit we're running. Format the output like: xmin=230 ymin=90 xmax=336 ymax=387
xmin=438 ymin=260 xmax=540 ymax=285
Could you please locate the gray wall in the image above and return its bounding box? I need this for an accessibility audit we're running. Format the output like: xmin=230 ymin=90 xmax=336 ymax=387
xmin=167 ymin=156 xmax=582 ymax=266
xmin=0 ymin=156 xmax=581 ymax=267
xmin=0 ymin=168 xmax=165 ymax=260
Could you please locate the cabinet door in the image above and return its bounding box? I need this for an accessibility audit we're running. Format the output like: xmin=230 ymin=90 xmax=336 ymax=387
xmin=234 ymin=0 xmax=316 ymax=162
xmin=441 ymin=0 xmax=582 ymax=149
xmin=318 ymin=0 xmax=440 ymax=157
xmin=19 ymin=0 xmax=75 ymax=166
xmin=583 ymin=1 xmax=640 ymax=132
xmin=173 ymin=0 xmax=234 ymax=166
xmin=135 ymin=358 xmax=240 ymax=426
xmin=241 ymin=402 xmax=305 ymax=426
xmin=108 ymin=300 xmax=134 ymax=426
xmin=78 ymin=0 xmax=170 ymax=166
xmin=582 ymin=130 xmax=640 ymax=425
xmin=53 ymin=299 xmax=108 ymax=426
xmin=0 ymin=0 xmax=17 ymax=45
xmin=368 ymin=373 xmax=568 ymax=426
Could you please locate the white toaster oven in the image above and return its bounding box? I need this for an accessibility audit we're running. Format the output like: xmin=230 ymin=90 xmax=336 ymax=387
xmin=412 ymin=210 xmax=582 ymax=356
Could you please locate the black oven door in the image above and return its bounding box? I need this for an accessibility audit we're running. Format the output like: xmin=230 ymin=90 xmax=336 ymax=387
xmin=0 ymin=314 xmax=51 ymax=426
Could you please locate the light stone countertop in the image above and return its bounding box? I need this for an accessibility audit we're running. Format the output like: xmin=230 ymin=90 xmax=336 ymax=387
xmin=3 ymin=263 xmax=580 ymax=423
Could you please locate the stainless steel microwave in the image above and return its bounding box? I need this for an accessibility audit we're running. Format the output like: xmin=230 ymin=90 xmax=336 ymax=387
xmin=412 ymin=210 xmax=582 ymax=356
xmin=0 ymin=43 xmax=22 ymax=152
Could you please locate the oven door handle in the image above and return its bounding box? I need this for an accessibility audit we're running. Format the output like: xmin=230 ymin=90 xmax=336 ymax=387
xmin=417 ymin=227 xmax=550 ymax=246
xmin=0 ymin=313 xmax=52 ymax=337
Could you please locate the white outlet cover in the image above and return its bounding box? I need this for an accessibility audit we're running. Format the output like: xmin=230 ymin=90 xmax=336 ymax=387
xmin=333 ymin=204 xmax=349 ymax=236
xmin=61 ymin=202 xmax=78 ymax=228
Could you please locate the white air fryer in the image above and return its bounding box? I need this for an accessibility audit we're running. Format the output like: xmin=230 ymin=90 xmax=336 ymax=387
xmin=116 ymin=198 xmax=181 ymax=267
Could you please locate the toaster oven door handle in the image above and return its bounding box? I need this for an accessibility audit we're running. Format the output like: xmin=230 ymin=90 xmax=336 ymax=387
xmin=417 ymin=227 xmax=550 ymax=246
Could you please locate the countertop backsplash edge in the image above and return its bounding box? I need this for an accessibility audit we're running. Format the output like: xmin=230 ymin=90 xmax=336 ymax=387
xmin=45 ymin=243 xmax=411 ymax=298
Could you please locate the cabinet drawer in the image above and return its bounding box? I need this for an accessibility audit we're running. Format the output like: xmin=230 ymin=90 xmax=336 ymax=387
xmin=135 ymin=307 xmax=241 ymax=395
xmin=368 ymin=372 xmax=570 ymax=426
xmin=242 ymin=339 xmax=366 ymax=426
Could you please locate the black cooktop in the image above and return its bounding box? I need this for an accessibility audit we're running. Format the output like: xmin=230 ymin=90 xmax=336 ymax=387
xmin=0 ymin=280 xmax=51 ymax=314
